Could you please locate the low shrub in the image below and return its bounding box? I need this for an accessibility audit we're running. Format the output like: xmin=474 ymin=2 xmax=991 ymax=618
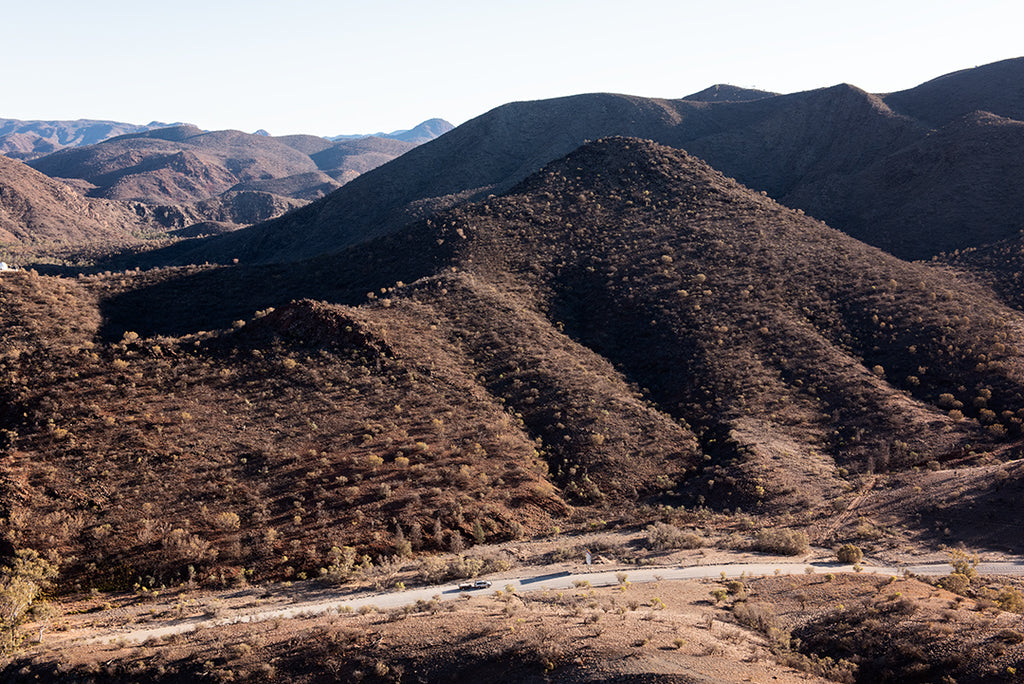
xmin=645 ymin=522 xmax=704 ymax=551
xmin=754 ymin=529 xmax=809 ymax=556
xmin=836 ymin=544 xmax=863 ymax=564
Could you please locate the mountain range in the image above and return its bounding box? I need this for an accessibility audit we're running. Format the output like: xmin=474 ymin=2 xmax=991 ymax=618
xmin=143 ymin=57 xmax=1024 ymax=267
xmin=0 ymin=118 xmax=179 ymax=161
xmin=3 ymin=57 xmax=1024 ymax=681
xmin=327 ymin=117 xmax=454 ymax=144
xmin=26 ymin=119 xmax=453 ymax=206
xmin=0 ymin=129 xmax=1021 ymax=655
xmin=0 ymin=118 xmax=452 ymax=254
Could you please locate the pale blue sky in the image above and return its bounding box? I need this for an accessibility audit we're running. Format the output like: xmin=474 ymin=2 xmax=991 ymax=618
xmin=2 ymin=0 xmax=1021 ymax=137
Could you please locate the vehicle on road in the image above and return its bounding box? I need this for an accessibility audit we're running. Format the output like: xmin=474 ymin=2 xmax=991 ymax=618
xmin=458 ymin=579 xmax=492 ymax=590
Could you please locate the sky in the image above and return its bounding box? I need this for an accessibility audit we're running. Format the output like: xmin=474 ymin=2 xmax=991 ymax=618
xmin=2 ymin=0 xmax=1021 ymax=137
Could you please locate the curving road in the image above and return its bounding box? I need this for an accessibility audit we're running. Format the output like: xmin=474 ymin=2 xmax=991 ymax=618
xmin=81 ymin=558 xmax=1024 ymax=646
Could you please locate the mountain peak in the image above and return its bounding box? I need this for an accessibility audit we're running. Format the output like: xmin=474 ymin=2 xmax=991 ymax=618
xmin=682 ymin=84 xmax=777 ymax=102
xmin=510 ymin=136 xmax=732 ymax=201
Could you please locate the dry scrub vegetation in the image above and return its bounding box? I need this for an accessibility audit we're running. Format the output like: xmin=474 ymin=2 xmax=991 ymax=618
xmin=4 ymin=139 xmax=1024 ymax=589
xmin=3 ymin=138 xmax=1024 ymax=678
xmin=0 ymin=272 xmax=568 ymax=595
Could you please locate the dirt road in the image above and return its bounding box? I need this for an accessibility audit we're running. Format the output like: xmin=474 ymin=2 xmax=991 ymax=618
xmin=81 ymin=554 xmax=1024 ymax=646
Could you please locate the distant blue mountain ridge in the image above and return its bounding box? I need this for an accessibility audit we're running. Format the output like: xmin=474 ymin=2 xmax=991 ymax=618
xmin=0 ymin=116 xmax=453 ymax=161
xmin=328 ymin=118 xmax=454 ymax=144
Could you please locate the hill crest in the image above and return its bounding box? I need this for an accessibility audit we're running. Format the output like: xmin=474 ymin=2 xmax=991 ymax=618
xmin=683 ymin=84 xmax=777 ymax=102
xmin=883 ymin=56 xmax=1024 ymax=127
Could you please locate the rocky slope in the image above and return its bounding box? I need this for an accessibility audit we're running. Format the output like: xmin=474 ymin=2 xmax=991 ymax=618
xmin=0 ymin=154 xmax=155 ymax=247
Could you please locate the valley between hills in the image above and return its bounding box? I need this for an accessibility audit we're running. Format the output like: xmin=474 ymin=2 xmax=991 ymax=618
xmin=3 ymin=58 xmax=1024 ymax=681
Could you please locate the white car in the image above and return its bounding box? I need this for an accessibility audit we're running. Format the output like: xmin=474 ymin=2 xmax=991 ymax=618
xmin=458 ymin=579 xmax=492 ymax=590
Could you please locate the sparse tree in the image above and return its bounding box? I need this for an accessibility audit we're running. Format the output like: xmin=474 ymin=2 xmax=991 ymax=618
xmin=0 ymin=549 xmax=58 ymax=653
xmin=433 ymin=518 xmax=445 ymax=549
xmin=449 ymin=530 xmax=464 ymax=554
xmin=409 ymin=521 xmax=424 ymax=551
xmin=948 ymin=548 xmax=979 ymax=578
xmin=393 ymin=524 xmax=412 ymax=557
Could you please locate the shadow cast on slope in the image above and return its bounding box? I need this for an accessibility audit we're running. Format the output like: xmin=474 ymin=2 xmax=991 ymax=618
xmin=97 ymin=221 xmax=452 ymax=341
xmin=915 ymin=463 xmax=1024 ymax=554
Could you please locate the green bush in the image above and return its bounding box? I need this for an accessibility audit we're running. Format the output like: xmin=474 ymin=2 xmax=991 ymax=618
xmin=726 ymin=580 xmax=747 ymax=599
xmin=836 ymin=544 xmax=863 ymax=564
xmin=996 ymin=587 xmax=1024 ymax=614
xmin=937 ymin=572 xmax=971 ymax=595
xmin=948 ymin=549 xmax=979 ymax=578
xmin=754 ymin=529 xmax=809 ymax=556
xmin=645 ymin=522 xmax=704 ymax=551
